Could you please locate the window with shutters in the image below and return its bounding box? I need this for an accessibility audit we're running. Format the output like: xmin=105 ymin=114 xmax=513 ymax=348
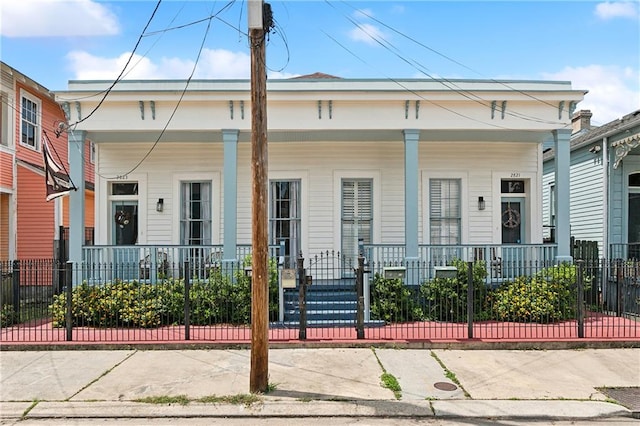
xmin=270 ymin=180 xmax=301 ymax=268
xmin=341 ymin=179 xmax=372 ymax=262
xmin=429 ymin=179 xmax=461 ymax=244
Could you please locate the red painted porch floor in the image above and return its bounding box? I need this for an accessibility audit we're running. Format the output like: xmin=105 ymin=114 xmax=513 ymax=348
xmin=2 ymin=312 xmax=638 ymax=346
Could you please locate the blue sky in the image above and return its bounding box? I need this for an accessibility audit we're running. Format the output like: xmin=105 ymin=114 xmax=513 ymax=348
xmin=1 ymin=0 xmax=638 ymax=125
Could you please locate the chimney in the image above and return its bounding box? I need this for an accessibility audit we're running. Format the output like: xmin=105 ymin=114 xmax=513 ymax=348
xmin=571 ymin=110 xmax=592 ymax=134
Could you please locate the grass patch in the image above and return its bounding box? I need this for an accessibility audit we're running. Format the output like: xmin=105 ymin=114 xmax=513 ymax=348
xmin=430 ymin=351 xmax=470 ymax=398
xmin=381 ymin=372 xmax=402 ymax=400
xmin=134 ymin=395 xmax=190 ymax=405
xmin=266 ymin=382 xmax=278 ymax=393
xmin=372 ymin=348 xmax=402 ymax=400
xmin=198 ymin=394 xmax=261 ymax=406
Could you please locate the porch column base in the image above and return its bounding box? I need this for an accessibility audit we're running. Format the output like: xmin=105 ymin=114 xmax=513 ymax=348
xmin=555 ymin=255 xmax=574 ymax=264
xmin=405 ymin=256 xmax=420 ymax=286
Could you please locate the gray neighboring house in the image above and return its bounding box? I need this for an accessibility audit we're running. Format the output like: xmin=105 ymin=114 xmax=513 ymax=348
xmin=542 ymin=109 xmax=640 ymax=259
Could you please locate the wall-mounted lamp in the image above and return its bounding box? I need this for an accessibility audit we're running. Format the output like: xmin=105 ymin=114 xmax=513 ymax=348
xmin=588 ymin=145 xmax=602 ymax=154
xmin=478 ymin=196 xmax=486 ymax=210
xmin=156 ymin=198 xmax=164 ymax=212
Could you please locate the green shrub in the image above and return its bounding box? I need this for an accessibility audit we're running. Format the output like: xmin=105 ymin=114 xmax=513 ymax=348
xmin=0 ymin=304 xmax=17 ymax=327
xmin=420 ymin=259 xmax=488 ymax=322
xmin=50 ymin=258 xmax=281 ymax=328
xmin=490 ymin=263 xmax=586 ymax=323
xmin=370 ymin=274 xmax=424 ymax=323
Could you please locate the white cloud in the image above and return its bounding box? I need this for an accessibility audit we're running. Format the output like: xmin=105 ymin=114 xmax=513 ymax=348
xmin=543 ymin=65 xmax=640 ymax=125
xmin=348 ymin=23 xmax=386 ymax=46
xmin=594 ymin=1 xmax=639 ymax=20
xmin=66 ymin=49 xmax=251 ymax=81
xmin=1 ymin=0 xmax=119 ymax=37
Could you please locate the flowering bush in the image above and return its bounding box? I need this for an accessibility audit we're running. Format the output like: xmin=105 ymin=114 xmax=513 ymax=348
xmin=490 ymin=263 xmax=586 ymax=323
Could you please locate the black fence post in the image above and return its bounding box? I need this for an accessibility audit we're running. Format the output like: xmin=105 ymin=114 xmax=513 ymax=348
xmin=297 ymin=252 xmax=306 ymax=340
xmin=467 ymin=261 xmax=474 ymax=339
xmin=615 ymin=258 xmax=622 ymax=316
xmin=65 ymin=261 xmax=73 ymax=341
xmin=184 ymin=261 xmax=190 ymax=341
xmin=576 ymin=260 xmax=585 ymax=338
xmin=12 ymin=260 xmax=20 ymax=319
xmin=356 ymin=253 xmax=365 ymax=340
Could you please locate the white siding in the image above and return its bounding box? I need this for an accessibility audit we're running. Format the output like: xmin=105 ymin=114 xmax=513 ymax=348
xmin=569 ymin=148 xmax=604 ymax=250
xmin=97 ymin=140 xmax=541 ymax=250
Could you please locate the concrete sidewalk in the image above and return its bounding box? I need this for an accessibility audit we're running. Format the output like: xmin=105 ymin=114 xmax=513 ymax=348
xmin=1 ymin=348 xmax=638 ymax=421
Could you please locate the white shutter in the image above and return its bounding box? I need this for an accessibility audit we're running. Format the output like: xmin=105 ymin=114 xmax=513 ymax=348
xmin=342 ymin=179 xmax=372 ymax=261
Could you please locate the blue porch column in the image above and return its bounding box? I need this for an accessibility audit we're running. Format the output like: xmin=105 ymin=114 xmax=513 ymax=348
xmin=222 ymin=129 xmax=239 ymax=260
xmin=68 ymin=130 xmax=86 ymax=272
xmin=553 ymin=129 xmax=572 ymax=263
xmin=404 ymin=129 xmax=420 ymax=284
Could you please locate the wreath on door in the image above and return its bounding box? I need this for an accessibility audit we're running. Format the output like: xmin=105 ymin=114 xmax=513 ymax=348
xmin=501 ymin=205 xmax=521 ymax=229
xmin=115 ymin=210 xmax=131 ymax=228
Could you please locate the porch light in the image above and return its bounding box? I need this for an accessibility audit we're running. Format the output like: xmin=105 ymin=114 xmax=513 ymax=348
xmin=156 ymin=198 xmax=164 ymax=212
xmin=478 ymin=196 xmax=485 ymax=210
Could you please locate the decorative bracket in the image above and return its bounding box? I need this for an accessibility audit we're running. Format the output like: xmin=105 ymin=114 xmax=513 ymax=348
xmin=328 ymin=100 xmax=333 ymax=119
xmin=240 ymin=100 xmax=245 ymax=119
xmin=61 ymin=102 xmax=70 ymax=121
xmin=501 ymin=101 xmax=507 ymax=119
xmin=139 ymin=101 xmax=145 ymax=120
xmin=613 ymin=132 xmax=640 ymax=169
xmin=558 ymin=101 xmax=565 ymax=120
xmin=318 ymin=100 xmax=322 ymax=119
xmin=150 ymin=101 xmax=155 ymax=120
xmin=415 ymin=100 xmax=420 ymax=119
xmin=229 ymin=100 xmax=234 ymax=120
xmin=75 ymin=101 xmax=82 ymax=121
xmin=491 ymin=100 xmax=497 ymax=119
xmin=405 ymin=100 xmax=409 ymax=119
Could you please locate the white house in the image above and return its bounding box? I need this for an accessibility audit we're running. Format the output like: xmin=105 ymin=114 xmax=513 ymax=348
xmin=55 ymin=75 xmax=584 ymax=277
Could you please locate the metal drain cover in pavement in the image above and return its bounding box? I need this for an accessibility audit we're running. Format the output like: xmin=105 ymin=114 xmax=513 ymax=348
xmin=434 ymin=382 xmax=458 ymax=391
xmin=598 ymin=387 xmax=640 ymax=415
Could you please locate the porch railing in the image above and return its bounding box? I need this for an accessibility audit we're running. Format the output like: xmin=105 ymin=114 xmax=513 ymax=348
xmin=609 ymin=243 xmax=640 ymax=260
xmin=82 ymin=244 xmax=281 ymax=282
xmin=365 ymin=243 xmax=559 ymax=281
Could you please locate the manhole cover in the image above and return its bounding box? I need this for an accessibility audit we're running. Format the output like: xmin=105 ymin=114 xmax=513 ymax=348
xmin=434 ymin=382 xmax=458 ymax=391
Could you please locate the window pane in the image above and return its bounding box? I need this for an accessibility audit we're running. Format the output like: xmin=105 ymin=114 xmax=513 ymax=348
xmin=180 ymin=181 xmax=212 ymax=245
xmin=269 ymin=180 xmax=301 ymax=267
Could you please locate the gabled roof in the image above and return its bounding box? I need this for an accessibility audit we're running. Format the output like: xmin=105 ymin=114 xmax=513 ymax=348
xmin=289 ymin=72 xmax=342 ymax=80
xmin=544 ymin=109 xmax=640 ymax=161
xmin=571 ymin=109 xmax=640 ymax=148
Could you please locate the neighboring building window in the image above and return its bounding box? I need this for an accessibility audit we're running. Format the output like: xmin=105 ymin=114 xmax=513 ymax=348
xmin=270 ymin=180 xmax=300 ymax=268
xmin=180 ymin=181 xmax=212 ymax=245
xmin=341 ymin=179 xmax=372 ymax=262
xmin=429 ymin=179 xmax=461 ymax=244
xmin=1 ymin=91 xmax=9 ymax=147
xmin=20 ymin=91 xmax=40 ymax=150
xmin=548 ymin=184 xmax=556 ymax=243
xmin=90 ymin=141 xmax=95 ymax=164
xmin=628 ymin=173 xmax=640 ymax=259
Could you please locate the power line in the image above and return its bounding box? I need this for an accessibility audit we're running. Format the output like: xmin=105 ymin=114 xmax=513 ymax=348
xmin=99 ymin=0 xmax=232 ymax=180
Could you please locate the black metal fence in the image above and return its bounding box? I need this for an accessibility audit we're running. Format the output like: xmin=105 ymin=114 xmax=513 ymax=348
xmin=1 ymin=255 xmax=639 ymax=344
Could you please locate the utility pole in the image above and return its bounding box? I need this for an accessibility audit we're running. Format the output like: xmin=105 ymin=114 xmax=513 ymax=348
xmin=248 ymin=0 xmax=269 ymax=394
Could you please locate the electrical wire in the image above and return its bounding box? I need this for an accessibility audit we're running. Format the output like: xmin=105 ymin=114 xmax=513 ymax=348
xmin=99 ymin=0 xmax=231 ymax=180
xmin=325 ymin=1 xmax=571 ymax=128
xmin=64 ymin=0 xmax=163 ymax=128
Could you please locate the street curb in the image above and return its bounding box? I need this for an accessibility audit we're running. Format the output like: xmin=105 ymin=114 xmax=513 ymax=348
xmin=1 ymin=399 xmax=632 ymax=420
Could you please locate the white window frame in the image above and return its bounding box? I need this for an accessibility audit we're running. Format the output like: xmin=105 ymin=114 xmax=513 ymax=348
xmin=172 ymin=172 xmax=220 ymax=245
xmin=422 ymin=171 xmax=468 ymax=245
xmin=428 ymin=178 xmax=462 ymax=245
xmin=333 ymin=170 xmax=381 ymax=255
xmin=20 ymin=89 xmax=41 ymax=151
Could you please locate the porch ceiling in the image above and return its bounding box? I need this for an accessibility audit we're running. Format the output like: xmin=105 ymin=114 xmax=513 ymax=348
xmin=88 ymin=128 xmax=552 ymax=144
